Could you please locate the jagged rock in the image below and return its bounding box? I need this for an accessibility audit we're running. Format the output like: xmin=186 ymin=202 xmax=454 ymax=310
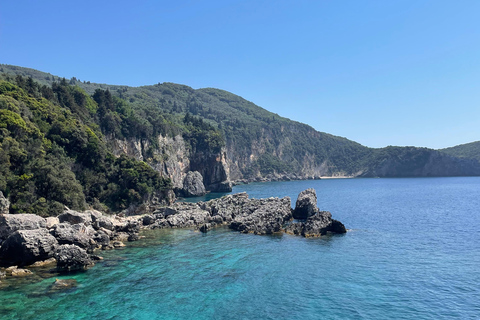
xmin=49 ymin=223 xmax=96 ymax=250
xmin=292 ymin=188 xmax=320 ymax=220
xmin=93 ymin=230 xmax=110 ymax=248
xmin=0 ymin=214 xmax=47 ymax=241
xmin=55 ymin=244 xmax=93 ymax=271
xmin=84 ymin=209 xmax=103 ymax=222
xmin=46 ymin=217 xmax=60 ymax=229
xmin=0 ymin=229 xmax=58 ymax=266
xmin=329 ymin=219 xmax=347 ymax=234
xmin=285 ymin=211 xmax=346 ymax=237
xmin=142 ymin=215 xmax=156 ymax=226
xmin=182 ymin=171 xmax=207 ymax=197
xmin=199 ymin=223 xmax=216 ymax=233
xmin=94 ymin=216 xmax=114 ymax=231
xmin=58 ymin=210 xmax=92 ymax=225
xmin=205 ymin=192 xmax=250 ymax=223
xmin=115 ymin=220 xmax=140 ymax=234
xmin=128 ymin=233 xmax=139 ymax=241
xmin=228 ymin=197 xmax=292 ymax=235
xmin=0 ymin=269 xmax=5 ymax=279
xmin=0 ymin=191 xmax=10 ymax=215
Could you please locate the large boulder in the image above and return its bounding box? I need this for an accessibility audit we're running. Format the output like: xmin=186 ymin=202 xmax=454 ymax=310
xmin=182 ymin=171 xmax=207 ymax=197
xmin=55 ymin=244 xmax=93 ymax=271
xmin=58 ymin=210 xmax=92 ymax=226
xmin=285 ymin=211 xmax=347 ymax=237
xmin=292 ymin=188 xmax=320 ymax=220
xmin=49 ymin=223 xmax=96 ymax=250
xmin=0 ymin=229 xmax=58 ymax=266
xmin=0 ymin=214 xmax=47 ymax=241
xmin=0 ymin=191 xmax=9 ymax=215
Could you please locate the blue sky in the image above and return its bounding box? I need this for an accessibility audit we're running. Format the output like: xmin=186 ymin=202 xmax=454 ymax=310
xmin=1 ymin=0 xmax=479 ymax=149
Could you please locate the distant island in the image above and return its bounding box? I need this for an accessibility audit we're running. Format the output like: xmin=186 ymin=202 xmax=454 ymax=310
xmin=0 ymin=64 xmax=479 ymax=217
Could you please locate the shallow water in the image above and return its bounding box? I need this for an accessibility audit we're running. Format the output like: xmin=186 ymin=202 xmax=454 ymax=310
xmin=1 ymin=177 xmax=479 ymax=319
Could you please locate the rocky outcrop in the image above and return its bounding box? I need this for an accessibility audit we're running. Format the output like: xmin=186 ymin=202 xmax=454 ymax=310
xmin=0 ymin=192 xmax=9 ymax=215
xmin=228 ymin=197 xmax=292 ymax=235
xmin=182 ymin=171 xmax=206 ymax=197
xmin=292 ymin=188 xmax=319 ymax=220
xmin=285 ymin=211 xmax=342 ymax=237
xmin=55 ymin=244 xmax=93 ymax=271
xmin=144 ymin=189 xmax=344 ymax=237
xmin=50 ymin=223 xmax=96 ymax=251
xmin=0 ymin=229 xmax=58 ymax=266
xmin=58 ymin=210 xmax=92 ymax=225
xmin=0 ymin=207 xmax=141 ymax=270
xmin=0 ymin=214 xmax=47 ymax=241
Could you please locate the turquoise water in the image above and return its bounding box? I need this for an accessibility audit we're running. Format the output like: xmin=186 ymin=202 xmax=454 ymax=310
xmin=1 ymin=177 xmax=480 ymax=319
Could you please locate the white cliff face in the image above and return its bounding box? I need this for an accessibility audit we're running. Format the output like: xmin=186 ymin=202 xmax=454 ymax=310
xmin=107 ymin=134 xmax=231 ymax=192
xmin=150 ymin=135 xmax=190 ymax=189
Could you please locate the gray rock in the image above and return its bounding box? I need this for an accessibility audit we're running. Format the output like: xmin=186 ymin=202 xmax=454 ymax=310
xmin=182 ymin=171 xmax=206 ymax=197
xmin=285 ymin=211 xmax=346 ymax=237
xmin=0 ymin=191 xmax=9 ymax=215
xmin=292 ymin=188 xmax=319 ymax=220
xmin=0 ymin=229 xmax=58 ymax=266
xmin=228 ymin=197 xmax=292 ymax=235
xmin=49 ymin=223 xmax=96 ymax=250
xmin=94 ymin=230 xmax=110 ymax=248
xmin=55 ymin=244 xmax=93 ymax=271
xmin=84 ymin=209 xmax=103 ymax=222
xmin=58 ymin=210 xmax=92 ymax=225
xmin=93 ymin=216 xmax=114 ymax=231
xmin=142 ymin=215 xmax=156 ymax=226
xmin=0 ymin=214 xmax=47 ymax=241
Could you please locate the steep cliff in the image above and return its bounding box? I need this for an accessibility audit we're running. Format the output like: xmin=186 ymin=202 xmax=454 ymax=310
xmin=107 ymin=133 xmax=231 ymax=194
xmin=2 ymin=64 xmax=480 ymax=186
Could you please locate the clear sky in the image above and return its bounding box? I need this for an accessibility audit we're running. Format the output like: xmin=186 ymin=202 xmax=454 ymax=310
xmin=1 ymin=0 xmax=479 ymax=149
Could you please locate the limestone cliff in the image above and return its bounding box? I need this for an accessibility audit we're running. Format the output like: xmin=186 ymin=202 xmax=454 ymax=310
xmin=107 ymin=134 xmax=232 ymax=194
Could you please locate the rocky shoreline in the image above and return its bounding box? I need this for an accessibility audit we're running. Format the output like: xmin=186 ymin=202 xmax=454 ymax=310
xmin=0 ymin=189 xmax=345 ymax=283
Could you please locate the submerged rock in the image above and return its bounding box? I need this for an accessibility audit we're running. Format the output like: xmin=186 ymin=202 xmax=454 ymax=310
xmin=5 ymin=266 xmax=33 ymax=277
xmin=48 ymin=278 xmax=78 ymax=293
xmin=0 ymin=229 xmax=58 ymax=267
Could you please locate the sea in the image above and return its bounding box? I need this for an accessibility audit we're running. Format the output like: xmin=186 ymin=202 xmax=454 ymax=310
xmin=1 ymin=177 xmax=479 ymax=319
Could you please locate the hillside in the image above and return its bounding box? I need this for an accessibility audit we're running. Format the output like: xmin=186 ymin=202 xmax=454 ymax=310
xmin=2 ymin=64 xmax=480 ymax=197
xmin=440 ymin=141 xmax=480 ymax=163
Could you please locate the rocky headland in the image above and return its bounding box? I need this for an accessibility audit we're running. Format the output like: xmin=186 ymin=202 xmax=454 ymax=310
xmin=0 ymin=189 xmax=345 ymax=282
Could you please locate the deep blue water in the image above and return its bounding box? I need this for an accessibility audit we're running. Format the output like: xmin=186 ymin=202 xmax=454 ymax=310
xmin=1 ymin=177 xmax=480 ymax=319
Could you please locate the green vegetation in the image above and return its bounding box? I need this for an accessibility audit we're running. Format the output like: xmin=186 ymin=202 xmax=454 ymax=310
xmin=0 ymin=77 xmax=173 ymax=216
xmin=440 ymin=141 xmax=480 ymax=162
xmin=2 ymin=64 xmax=479 ymax=187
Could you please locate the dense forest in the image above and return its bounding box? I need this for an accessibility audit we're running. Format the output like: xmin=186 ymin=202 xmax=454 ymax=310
xmin=440 ymin=141 xmax=480 ymax=163
xmin=1 ymin=64 xmax=480 ymax=217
